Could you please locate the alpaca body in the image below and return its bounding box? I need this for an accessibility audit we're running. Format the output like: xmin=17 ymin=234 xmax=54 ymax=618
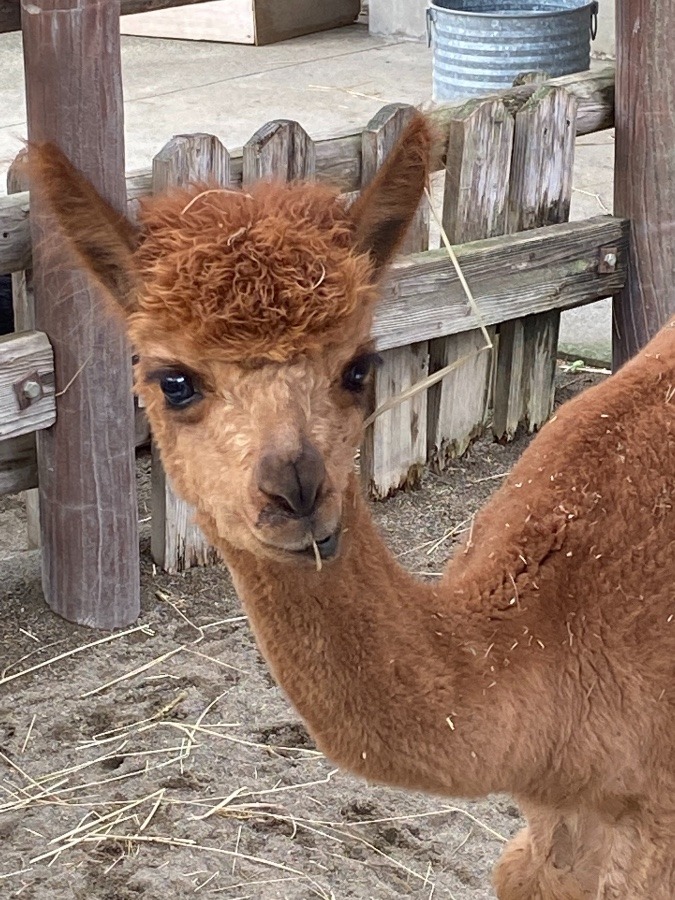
xmin=29 ymin=116 xmax=675 ymax=897
xmin=209 ymin=322 xmax=675 ymax=897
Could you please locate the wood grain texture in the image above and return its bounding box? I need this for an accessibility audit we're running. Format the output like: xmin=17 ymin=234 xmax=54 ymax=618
xmin=0 ymin=192 xmax=31 ymax=274
xmin=153 ymin=132 xmax=231 ymax=193
xmin=507 ymin=87 xmax=578 ymax=233
xmin=22 ymin=0 xmax=139 ymax=628
xmin=362 ymin=343 xmax=430 ymax=499
xmin=150 ymin=134 xmax=230 ymax=573
xmin=243 ymin=120 xmax=315 ymax=184
xmin=0 ymin=433 xmax=37 ymax=495
xmin=493 ymin=86 xmax=578 ymax=441
xmin=1 ymin=0 xmax=215 ymax=32
xmin=0 ymin=330 xmax=55 ymax=439
xmin=0 ymin=67 xmax=615 ymax=276
xmin=374 ymin=217 xmax=628 ymax=350
xmin=359 ymin=104 xmax=430 ymax=499
xmin=613 ymin=1 xmax=675 ymax=369
xmin=427 ymin=328 xmax=495 ymax=465
xmin=427 ymin=98 xmax=512 ymax=469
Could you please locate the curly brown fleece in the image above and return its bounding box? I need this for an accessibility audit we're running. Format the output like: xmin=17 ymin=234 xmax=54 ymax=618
xmin=134 ymin=182 xmax=377 ymax=363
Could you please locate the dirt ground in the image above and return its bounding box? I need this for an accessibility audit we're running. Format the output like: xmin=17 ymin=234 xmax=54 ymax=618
xmin=0 ymin=368 xmax=603 ymax=900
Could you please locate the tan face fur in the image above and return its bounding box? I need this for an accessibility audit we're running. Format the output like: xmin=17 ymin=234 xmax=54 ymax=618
xmin=133 ymin=327 xmax=376 ymax=562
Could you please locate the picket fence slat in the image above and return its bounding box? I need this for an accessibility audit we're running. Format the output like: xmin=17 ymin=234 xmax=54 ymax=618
xmin=150 ymin=133 xmax=231 ymax=573
xmin=359 ymin=104 xmax=431 ymax=499
xmin=493 ymin=85 xmax=578 ymax=440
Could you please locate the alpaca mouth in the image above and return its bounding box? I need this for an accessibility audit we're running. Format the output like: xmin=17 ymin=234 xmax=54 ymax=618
xmin=296 ymin=528 xmax=341 ymax=562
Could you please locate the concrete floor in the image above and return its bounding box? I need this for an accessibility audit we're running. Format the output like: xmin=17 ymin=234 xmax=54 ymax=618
xmin=0 ymin=22 xmax=614 ymax=363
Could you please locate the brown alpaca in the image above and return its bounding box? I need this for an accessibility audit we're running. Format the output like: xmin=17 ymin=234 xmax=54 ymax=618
xmin=29 ymin=117 xmax=675 ymax=899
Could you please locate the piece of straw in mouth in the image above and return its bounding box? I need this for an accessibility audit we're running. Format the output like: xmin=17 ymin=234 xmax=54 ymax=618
xmin=311 ymin=540 xmax=323 ymax=572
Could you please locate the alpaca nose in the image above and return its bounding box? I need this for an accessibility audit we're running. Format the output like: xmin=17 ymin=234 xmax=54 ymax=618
xmin=257 ymin=439 xmax=326 ymax=518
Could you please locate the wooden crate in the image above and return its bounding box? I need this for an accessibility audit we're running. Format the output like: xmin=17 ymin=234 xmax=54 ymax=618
xmin=120 ymin=0 xmax=361 ymax=45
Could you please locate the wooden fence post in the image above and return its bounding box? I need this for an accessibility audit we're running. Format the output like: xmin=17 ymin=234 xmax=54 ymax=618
xmin=492 ymin=85 xmax=578 ymax=440
xmin=150 ymin=133 xmax=230 ymax=572
xmin=21 ymin=0 xmax=139 ymax=628
xmin=426 ymin=98 xmax=511 ymax=467
xmin=359 ymin=104 xmax=430 ymax=499
xmin=7 ymin=150 xmax=40 ymax=550
xmin=613 ymin=0 xmax=675 ymax=369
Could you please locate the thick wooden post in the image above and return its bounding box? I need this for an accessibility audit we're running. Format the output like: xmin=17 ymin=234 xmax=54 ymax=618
xmin=21 ymin=0 xmax=139 ymax=628
xmin=613 ymin=1 xmax=675 ymax=369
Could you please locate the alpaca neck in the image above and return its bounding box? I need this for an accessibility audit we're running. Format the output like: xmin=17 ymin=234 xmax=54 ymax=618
xmin=217 ymin=475 xmax=496 ymax=798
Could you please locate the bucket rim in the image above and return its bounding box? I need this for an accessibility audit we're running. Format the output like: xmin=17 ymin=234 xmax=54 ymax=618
xmin=428 ymin=1 xmax=597 ymax=19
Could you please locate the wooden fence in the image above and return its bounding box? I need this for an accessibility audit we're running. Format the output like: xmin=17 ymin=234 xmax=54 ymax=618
xmin=0 ymin=1 xmax=627 ymax=629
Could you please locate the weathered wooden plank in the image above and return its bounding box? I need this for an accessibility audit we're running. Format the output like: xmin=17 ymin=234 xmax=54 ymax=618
xmin=153 ymin=132 xmax=231 ymax=193
xmin=358 ymin=104 xmax=430 ymax=499
xmin=150 ymin=133 xmax=230 ymax=573
xmin=427 ymin=98 xmax=512 ymax=469
xmin=0 ymin=193 xmax=31 ymax=275
xmin=1 ymin=67 xmax=615 ymax=277
xmin=7 ymin=153 xmax=33 ymax=328
xmin=243 ymin=119 xmax=316 ymax=183
xmin=373 ymin=216 xmax=628 ymax=350
xmin=440 ymin=100 xmax=513 ymax=243
xmin=493 ymin=86 xmax=578 ymax=441
xmin=0 ymin=330 xmax=54 ymax=439
xmin=8 ymin=149 xmax=40 ymax=549
xmin=0 ymin=433 xmax=37 ymax=495
xmin=428 ymin=328 xmax=496 ymax=463
xmin=22 ymin=0 xmax=139 ymax=628
xmin=362 ymin=342 xmax=430 ymax=498
xmin=506 ymin=87 xmax=577 ymax=232
xmin=0 ymin=0 xmax=215 ymax=33
xmin=613 ymin=2 xmax=675 ymax=368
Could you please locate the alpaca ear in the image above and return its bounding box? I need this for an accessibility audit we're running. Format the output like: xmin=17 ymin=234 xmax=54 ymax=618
xmin=28 ymin=142 xmax=140 ymax=315
xmin=350 ymin=112 xmax=434 ymax=275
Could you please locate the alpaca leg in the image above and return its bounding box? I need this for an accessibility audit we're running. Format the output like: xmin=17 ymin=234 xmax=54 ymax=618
xmin=597 ymin=814 xmax=675 ymax=899
xmin=493 ymin=825 xmax=589 ymax=900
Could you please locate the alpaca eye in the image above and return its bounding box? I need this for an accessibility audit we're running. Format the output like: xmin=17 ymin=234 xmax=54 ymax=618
xmin=342 ymin=354 xmax=381 ymax=393
xmin=159 ymin=371 xmax=200 ymax=408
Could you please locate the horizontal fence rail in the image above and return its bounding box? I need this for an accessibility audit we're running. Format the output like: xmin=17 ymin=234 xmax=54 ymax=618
xmin=374 ymin=216 xmax=628 ymax=350
xmin=0 ymin=330 xmax=55 ymax=439
xmin=0 ymin=67 xmax=614 ymax=277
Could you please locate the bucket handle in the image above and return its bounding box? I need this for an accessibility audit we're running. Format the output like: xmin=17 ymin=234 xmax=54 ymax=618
xmin=590 ymin=1 xmax=598 ymax=40
xmin=425 ymin=6 xmax=436 ymax=48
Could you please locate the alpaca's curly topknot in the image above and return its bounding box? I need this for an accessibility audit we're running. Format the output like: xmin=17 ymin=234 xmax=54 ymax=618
xmin=133 ymin=181 xmax=377 ymax=362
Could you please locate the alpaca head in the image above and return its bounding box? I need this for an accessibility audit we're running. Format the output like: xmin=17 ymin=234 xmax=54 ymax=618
xmin=29 ymin=115 xmax=432 ymax=564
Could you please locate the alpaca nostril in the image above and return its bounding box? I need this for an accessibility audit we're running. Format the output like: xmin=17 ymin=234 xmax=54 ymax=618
xmin=257 ymin=439 xmax=326 ymax=519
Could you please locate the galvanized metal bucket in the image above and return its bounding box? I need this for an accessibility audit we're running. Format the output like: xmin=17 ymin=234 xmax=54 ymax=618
xmin=427 ymin=0 xmax=598 ymax=101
